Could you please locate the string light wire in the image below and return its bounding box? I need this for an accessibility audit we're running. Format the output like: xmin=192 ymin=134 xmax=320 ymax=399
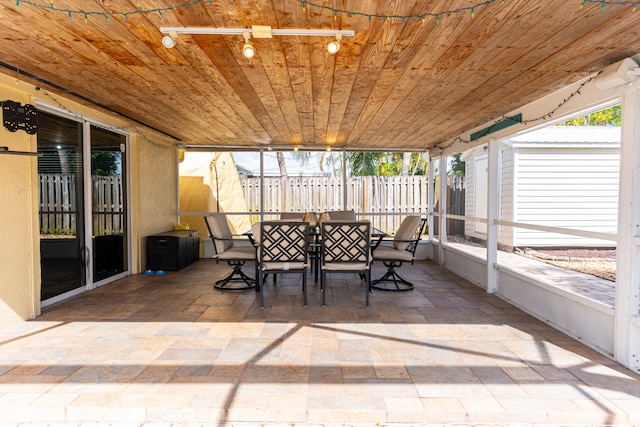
xmin=15 ymin=0 xmax=213 ymax=20
xmin=434 ymin=76 xmax=597 ymax=151
xmin=15 ymin=0 xmax=640 ymax=22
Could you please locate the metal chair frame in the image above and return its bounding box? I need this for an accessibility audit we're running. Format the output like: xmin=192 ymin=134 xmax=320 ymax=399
xmin=371 ymin=217 xmax=427 ymax=292
xmin=320 ymin=220 xmax=372 ymax=306
xmin=204 ymin=214 xmax=257 ymax=290
xmin=256 ymin=221 xmax=310 ymax=308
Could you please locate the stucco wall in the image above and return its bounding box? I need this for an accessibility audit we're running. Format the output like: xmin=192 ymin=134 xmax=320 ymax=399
xmin=0 ymin=72 xmax=178 ymax=330
xmin=137 ymin=141 xmax=178 ymax=270
xmin=0 ymin=78 xmax=39 ymax=330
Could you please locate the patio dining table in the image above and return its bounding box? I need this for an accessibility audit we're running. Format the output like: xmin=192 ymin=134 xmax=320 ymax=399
xmin=245 ymin=224 xmax=387 ymax=282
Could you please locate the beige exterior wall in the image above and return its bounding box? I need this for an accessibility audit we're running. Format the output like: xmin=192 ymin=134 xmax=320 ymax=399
xmin=137 ymin=140 xmax=179 ymax=270
xmin=0 ymin=72 xmax=177 ymax=330
xmin=0 ymin=77 xmax=39 ymax=330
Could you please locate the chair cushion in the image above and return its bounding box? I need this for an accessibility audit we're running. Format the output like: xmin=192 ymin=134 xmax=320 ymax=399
xmin=206 ymin=213 xmax=234 ymax=253
xmin=251 ymin=222 xmax=261 ymax=244
xmin=261 ymin=261 xmax=308 ymax=271
xmin=325 ymin=210 xmax=356 ymax=220
xmin=322 ymin=262 xmax=369 ymax=271
xmin=373 ymin=245 xmax=414 ymax=262
xmin=393 ymin=216 xmax=421 ymax=251
xmin=280 ymin=212 xmax=303 ymax=220
xmin=218 ymin=245 xmax=256 ymax=261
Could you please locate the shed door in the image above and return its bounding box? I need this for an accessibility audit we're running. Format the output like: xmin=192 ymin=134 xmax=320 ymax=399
xmin=474 ymin=156 xmax=488 ymax=234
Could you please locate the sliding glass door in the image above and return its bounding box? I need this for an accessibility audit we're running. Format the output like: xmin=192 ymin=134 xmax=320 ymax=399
xmin=38 ymin=111 xmax=86 ymax=301
xmin=90 ymin=125 xmax=127 ymax=283
xmin=37 ymin=110 xmax=129 ymax=305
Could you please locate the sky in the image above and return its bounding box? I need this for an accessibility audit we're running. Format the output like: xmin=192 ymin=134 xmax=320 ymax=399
xmin=233 ymin=151 xmax=326 ymax=176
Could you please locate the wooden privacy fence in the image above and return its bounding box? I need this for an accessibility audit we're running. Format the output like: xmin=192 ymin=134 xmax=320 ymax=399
xmin=243 ymin=176 xmax=434 ymax=233
xmin=39 ymin=174 xmax=124 ymax=236
xmin=447 ymin=175 xmax=466 ymax=236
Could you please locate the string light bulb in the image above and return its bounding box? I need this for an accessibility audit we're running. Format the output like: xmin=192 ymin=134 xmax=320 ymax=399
xmin=327 ymin=33 xmax=342 ymax=54
xmin=242 ymin=32 xmax=255 ymax=58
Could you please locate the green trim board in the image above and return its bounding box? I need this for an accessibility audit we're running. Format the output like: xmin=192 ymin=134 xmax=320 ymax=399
xmin=470 ymin=114 xmax=522 ymax=141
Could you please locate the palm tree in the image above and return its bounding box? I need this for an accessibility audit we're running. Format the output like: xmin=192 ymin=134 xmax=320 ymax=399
xmin=401 ymin=152 xmax=411 ymax=176
xmin=276 ymin=152 xmax=287 ymax=176
xmin=346 ymin=152 xmax=427 ymax=176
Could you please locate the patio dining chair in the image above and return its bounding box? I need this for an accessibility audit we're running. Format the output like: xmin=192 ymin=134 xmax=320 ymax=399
xmin=279 ymin=212 xmax=304 ymax=220
xmin=204 ymin=213 xmax=257 ymax=290
xmin=325 ymin=210 xmax=357 ymax=220
xmin=370 ymin=215 xmax=426 ymax=291
xmin=255 ymin=221 xmax=310 ymax=308
xmin=320 ymin=220 xmax=372 ymax=306
xmin=280 ymin=211 xmax=321 ymax=280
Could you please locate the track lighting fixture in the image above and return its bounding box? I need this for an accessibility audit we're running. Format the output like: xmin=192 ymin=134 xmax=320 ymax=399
xmin=159 ymin=26 xmax=355 ymax=57
xmin=242 ymin=32 xmax=255 ymax=58
xmin=327 ymin=33 xmax=342 ymax=54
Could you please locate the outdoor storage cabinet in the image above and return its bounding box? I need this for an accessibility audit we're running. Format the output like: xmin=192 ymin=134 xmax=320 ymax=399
xmin=146 ymin=230 xmax=200 ymax=271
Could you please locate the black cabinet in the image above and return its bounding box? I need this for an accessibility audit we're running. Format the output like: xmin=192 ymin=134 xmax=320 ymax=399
xmin=146 ymin=230 xmax=200 ymax=271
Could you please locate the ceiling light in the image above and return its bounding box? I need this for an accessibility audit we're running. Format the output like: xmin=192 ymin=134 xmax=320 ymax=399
xmin=161 ymin=31 xmax=177 ymax=48
xmin=242 ymin=32 xmax=255 ymax=58
xmin=327 ymin=33 xmax=342 ymax=54
xmin=162 ymin=35 xmax=175 ymax=48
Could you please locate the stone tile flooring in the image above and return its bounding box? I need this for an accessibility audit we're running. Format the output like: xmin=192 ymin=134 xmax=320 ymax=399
xmin=0 ymin=258 xmax=639 ymax=426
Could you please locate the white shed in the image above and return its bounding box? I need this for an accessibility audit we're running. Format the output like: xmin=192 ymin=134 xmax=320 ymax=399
xmin=460 ymin=126 xmax=620 ymax=248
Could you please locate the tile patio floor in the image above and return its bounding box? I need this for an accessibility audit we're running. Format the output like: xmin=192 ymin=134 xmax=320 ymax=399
xmin=1 ymin=258 xmax=639 ymax=426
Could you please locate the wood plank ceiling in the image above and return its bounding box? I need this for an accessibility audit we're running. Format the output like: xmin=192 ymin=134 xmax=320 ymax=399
xmin=1 ymin=0 xmax=639 ymax=151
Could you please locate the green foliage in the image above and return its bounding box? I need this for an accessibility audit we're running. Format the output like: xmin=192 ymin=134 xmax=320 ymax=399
xmin=346 ymin=152 xmax=427 ymax=176
xmin=448 ymin=153 xmax=465 ymax=175
xmin=561 ymin=105 xmax=621 ymax=126
xmin=91 ymin=152 xmax=120 ymax=176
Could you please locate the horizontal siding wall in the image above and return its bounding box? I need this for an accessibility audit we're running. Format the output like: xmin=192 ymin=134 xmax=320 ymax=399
xmin=464 ymin=156 xmax=477 ymax=238
xmin=464 ymin=143 xmax=514 ymax=247
xmin=514 ymin=147 xmax=619 ymax=247
xmin=499 ymin=144 xmax=514 ymax=247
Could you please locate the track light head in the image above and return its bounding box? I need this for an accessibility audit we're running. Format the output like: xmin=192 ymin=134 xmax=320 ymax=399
xmin=327 ymin=33 xmax=342 ymax=54
xmin=242 ymin=32 xmax=255 ymax=58
xmin=243 ymin=42 xmax=255 ymax=58
xmin=162 ymin=35 xmax=176 ymax=48
xmin=162 ymin=31 xmax=177 ymax=48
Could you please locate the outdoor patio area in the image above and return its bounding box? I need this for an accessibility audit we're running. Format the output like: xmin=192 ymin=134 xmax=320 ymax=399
xmin=1 ymin=258 xmax=639 ymax=426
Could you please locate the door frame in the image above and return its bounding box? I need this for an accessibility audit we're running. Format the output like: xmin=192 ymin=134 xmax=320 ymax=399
xmin=37 ymin=102 xmax=132 ymax=306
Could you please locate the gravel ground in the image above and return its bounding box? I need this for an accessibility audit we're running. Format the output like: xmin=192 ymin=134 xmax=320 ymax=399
xmin=521 ymin=248 xmax=616 ymax=281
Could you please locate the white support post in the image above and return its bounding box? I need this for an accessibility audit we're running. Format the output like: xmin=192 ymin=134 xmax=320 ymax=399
xmin=342 ymin=150 xmax=348 ymax=210
xmin=259 ymin=149 xmax=264 ymax=222
xmin=615 ymin=87 xmax=640 ymax=371
xmin=486 ymin=139 xmax=499 ymax=293
xmin=439 ymin=153 xmax=447 ymax=264
xmin=427 ymin=155 xmax=435 ymax=257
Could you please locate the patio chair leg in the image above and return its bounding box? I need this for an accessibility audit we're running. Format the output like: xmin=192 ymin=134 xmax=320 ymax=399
xmin=321 ymin=270 xmax=326 ymax=306
xmin=259 ymin=268 xmax=265 ymax=309
xmin=214 ymin=260 xmax=256 ymax=290
xmin=370 ymin=261 xmax=414 ymax=291
xmin=365 ymin=270 xmax=370 ymax=307
xmin=302 ymin=272 xmax=308 ymax=307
